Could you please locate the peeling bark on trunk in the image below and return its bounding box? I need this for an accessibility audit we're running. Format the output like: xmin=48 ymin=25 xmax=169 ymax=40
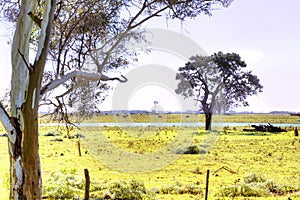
xmin=8 ymin=118 xmax=24 ymax=200
xmin=9 ymin=0 xmax=37 ymax=199
xmin=6 ymin=0 xmax=56 ymax=199
xmin=21 ymin=76 xmax=42 ymax=199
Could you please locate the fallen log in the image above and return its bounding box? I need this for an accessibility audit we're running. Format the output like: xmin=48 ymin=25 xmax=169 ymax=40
xmin=289 ymin=113 xmax=300 ymax=116
xmin=243 ymin=123 xmax=286 ymax=133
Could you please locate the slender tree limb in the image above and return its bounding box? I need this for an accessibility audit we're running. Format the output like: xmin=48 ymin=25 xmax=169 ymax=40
xmin=53 ymin=96 xmax=79 ymax=130
xmin=0 ymin=103 xmax=17 ymax=144
xmin=28 ymin=11 xmax=42 ymax=28
xmin=106 ymin=75 xmax=127 ymax=82
xmin=129 ymin=5 xmax=169 ymax=29
xmin=94 ymin=29 xmax=131 ymax=73
xmin=40 ymin=71 xmax=127 ymax=95
xmin=55 ymin=81 xmax=86 ymax=99
xmin=127 ymin=0 xmax=148 ymax=28
xmin=34 ymin=0 xmax=56 ymax=65
xmin=17 ymin=49 xmax=33 ymax=73
xmin=89 ymin=1 xmax=168 ymax=74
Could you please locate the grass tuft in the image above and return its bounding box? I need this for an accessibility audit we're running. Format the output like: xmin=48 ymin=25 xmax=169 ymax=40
xmin=216 ymin=173 xmax=300 ymax=198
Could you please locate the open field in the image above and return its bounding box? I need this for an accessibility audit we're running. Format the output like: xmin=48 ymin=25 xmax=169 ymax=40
xmin=40 ymin=113 xmax=300 ymax=124
xmin=1 ymin=114 xmax=300 ymax=199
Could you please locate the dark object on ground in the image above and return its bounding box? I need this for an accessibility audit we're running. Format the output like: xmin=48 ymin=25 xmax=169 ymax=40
xmin=242 ymin=127 xmax=256 ymax=132
xmin=289 ymin=113 xmax=300 ymax=116
xmin=1 ymin=133 xmax=8 ymax=137
xmin=295 ymin=127 xmax=299 ymax=137
xmin=64 ymin=133 xmax=85 ymax=139
xmin=50 ymin=138 xmax=63 ymax=142
xmin=243 ymin=123 xmax=286 ymax=133
xmin=44 ymin=132 xmax=55 ymax=136
xmin=74 ymin=133 xmax=85 ymax=138
xmin=174 ymin=145 xmax=202 ymax=154
xmin=44 ymin=130 xmax=62 ymax=136
xmin=184 ymin=145 xmax=200 ymax=154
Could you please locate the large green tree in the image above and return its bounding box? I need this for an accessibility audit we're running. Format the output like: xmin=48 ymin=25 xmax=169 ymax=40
xmin=176 ymin=52 xmax=263 ymax=130
xmin=0 ymin=0 xmax=232 ymax=199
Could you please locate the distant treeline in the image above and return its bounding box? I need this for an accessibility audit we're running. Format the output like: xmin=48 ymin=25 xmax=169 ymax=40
xmin=39 ymin=110 xmax=300 ymax=115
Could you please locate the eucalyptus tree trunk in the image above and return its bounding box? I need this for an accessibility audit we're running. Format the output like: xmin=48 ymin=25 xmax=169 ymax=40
xmin=0 ymin=0 xmax=56 ymax=199
xmin=9 ymin=1 xmax=38 ymax=198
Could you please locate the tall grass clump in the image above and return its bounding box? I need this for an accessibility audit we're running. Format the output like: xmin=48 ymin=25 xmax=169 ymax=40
xmin=43 ymin=169 xmax=84 ymax=199
xmin=217 ymin=173 xmax=300 ymax=198
xmin=100 ymin=179 xmax=154 ymax=200
xmin=151 ymin=182 xmax=203 ymax=196
xmin=43 ymin=170 xmax=154 ymax=200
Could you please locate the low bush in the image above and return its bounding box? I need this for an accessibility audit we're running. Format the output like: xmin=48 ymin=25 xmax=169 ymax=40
xmin=102 ymin=179 xmax=154 ymax=200
xmin=43 ymin=169 xmax=84 ymax=199
xmin=174 ymin=145 xmax=202 ymax=154
xmin=244 ymin=173 xmax=266 ymax=183
xmin=217 ymin=173 xmax=300 ymax=198
xmin=44 ymin=130 xmax=62 ymax=137
xmin=151 ymin=182 xmax=203 ymax=196
xmin=43 ymin=171 xmax=153 ymax=200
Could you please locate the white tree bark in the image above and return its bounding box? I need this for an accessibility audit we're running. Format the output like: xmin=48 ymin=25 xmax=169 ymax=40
xmin=0 ymin=0 xmax=56 ymax=199
xmin=10 ymin=0 xmax=37 ymax=128
xmin=9 ymin=0 xmax=37 ymax=199
xmin=0 ymin=104 xmax=16 ymax=144
xmin=35 ymin=0 xmax=52 ymax=62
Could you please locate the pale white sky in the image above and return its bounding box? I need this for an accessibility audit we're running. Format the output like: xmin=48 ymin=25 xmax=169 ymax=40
xmin=138 ymin=0 xmax=300 ymax=113
xmin=1 ymin=0 xmax=300 ymax=113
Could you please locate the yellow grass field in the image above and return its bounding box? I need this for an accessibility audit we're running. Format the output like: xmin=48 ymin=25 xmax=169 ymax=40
xmin=0 ymin=113 xmax=300 ymax=199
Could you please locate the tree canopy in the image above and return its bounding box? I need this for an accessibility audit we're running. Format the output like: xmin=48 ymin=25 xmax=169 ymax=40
xmin=176 ymin=52 xmax=263 ymax=130
xmin=1 ymin=0 xmax=234 ymax=121
xmin=0 ymin=0 xmax=234 ymax=199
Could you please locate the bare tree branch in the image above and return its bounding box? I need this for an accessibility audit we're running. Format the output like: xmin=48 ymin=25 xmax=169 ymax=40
xmin=34 ymin=0 xmax=56 ymax=65
xmin=92 ymin=29 xmax=131 ymax=73
xmin=129 ymin=4 xmax=169 ymax=29
xmin=55 ymin=81 xmax=86 ymax=99
xmin=17 ymin=49 xmax=33 ymax=73
xmin=0 ymin=102 xmax=17 ymax=144
xmin=28 ymin=11 xmax=42 ymax=28
xmin=89 ymin=1 xmax=171 ymax=74
xmin=40 ymin=70 xmax=127 ymax=95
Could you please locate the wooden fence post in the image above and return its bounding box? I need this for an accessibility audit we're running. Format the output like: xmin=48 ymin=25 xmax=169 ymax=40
xmin=205 ymin=169 xmax=210 ymax=200
xmin=78 ymin=139 xmax=82 ymax=156
xmin=84 ymin=169 xmax=90 ymax=200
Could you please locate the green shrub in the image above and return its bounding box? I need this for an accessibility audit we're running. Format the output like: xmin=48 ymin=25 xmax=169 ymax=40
xmin=44 ymin=171 xmax=153 ymax=200
xmin=43 ymin=169 xmax=84 ymax=199
xmin=100 ymin=179 xmax=154 ymax=200
xmin=217 ymin=183 xmax=267 ymax=198
xmin=240 ymin=183 xmax=268 ymax=197
xmin=290 ymin=191 xmax=300 ymax=199
xmin=216 ymin=173 xmax=300 ymax=198
xmin=244 ymin=173 xmax=266 ymax=183
xmin=184 ymin=145 xmax=200 ymax=154
xmin=179 ymin=184 xmax=203 ymax=195
xmin=174 ymin=145 xmax=200 ymax=154
xmin=281 ymin=184 xmax=300 ymax=194
xmin=218 ymin=185 xmax=239 ymax=197
xmin=157 ymin=184 xmax=180 ymax=194
xmin=153 ymin=182 xmax=203 ymax=195
xmin=263 ymin=180 xmax=283 ymax=195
